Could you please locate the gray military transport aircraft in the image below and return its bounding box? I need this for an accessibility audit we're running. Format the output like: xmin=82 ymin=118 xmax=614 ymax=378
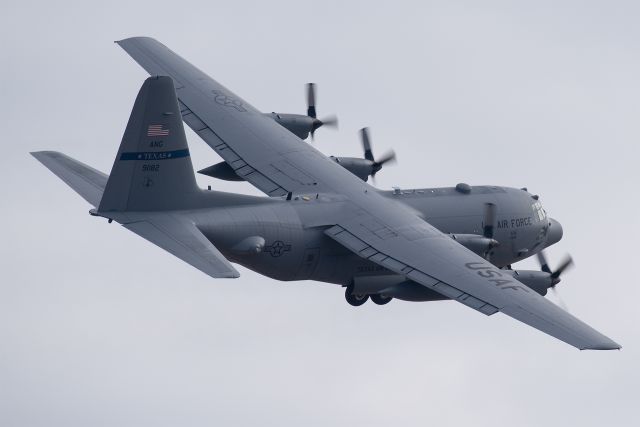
xmin=32 ymin=37 xmax=620 ymax=350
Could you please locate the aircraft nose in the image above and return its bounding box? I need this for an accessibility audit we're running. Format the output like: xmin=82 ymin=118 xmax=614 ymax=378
xmin=546 ymin=218 xmax=563 ymax=247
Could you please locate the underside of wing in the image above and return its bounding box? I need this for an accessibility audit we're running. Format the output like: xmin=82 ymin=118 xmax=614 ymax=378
xmin=325 ymin=219 xmax=620 ymax=350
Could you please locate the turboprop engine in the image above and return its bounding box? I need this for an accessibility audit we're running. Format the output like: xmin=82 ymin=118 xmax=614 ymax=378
xmin=505 ymin=252 xmax=574 ymax=296
xmin=503 ymin=270 xmax=558 ymax=296
xmin=267 ymin=83 xmax=337 ymax=140
xmin=329 ymin=127 xmax=395 ymax=182
xmin=449 ymin=203 xmax=500 ymax=260
xmin=449 ymin=233 xmax=498 ymax=258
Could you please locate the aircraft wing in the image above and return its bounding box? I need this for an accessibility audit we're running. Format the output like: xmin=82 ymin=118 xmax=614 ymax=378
xmin=117 ymin=36 xmax=357 ymax=198
xmin=117 ymin=37 xmax=619 ymax=349
xmin=324 ymin=210 xmax=621 ymax=350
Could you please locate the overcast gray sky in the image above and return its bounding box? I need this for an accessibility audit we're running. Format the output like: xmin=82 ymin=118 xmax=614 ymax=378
xmin=2 ymin=1 xmax=639 ymax=426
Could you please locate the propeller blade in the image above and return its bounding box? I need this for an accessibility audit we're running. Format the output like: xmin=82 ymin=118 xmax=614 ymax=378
xmin=537 ymin=251 xmax=573 ymax=311
xmin=360 ymin=127 xmax=374 ymax=161
xmin=306 ymin=83 xmax=317 ymax=118
xmin=551 ymin=255 xmax=574 ymax=279
xmin=551 ymin=286 xmax=570 ymax=312
xmin=482 ymin=203 xmax=497 ymax=239
xmin=375 ymin=150 xmax=396 ymax=167
xmin=371 ymin=151 xmax=396 ymax=180
xmin=536 ymin=251 xmax=552 ymax=274
xmin=319 ymin=115 xmax=338 ymax=128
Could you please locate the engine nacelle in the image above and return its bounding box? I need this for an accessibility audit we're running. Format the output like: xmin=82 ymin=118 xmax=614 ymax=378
xmin=329 ymin=157 xmax=374 ymax=182
xmin=267 ymin=112 xmax=316 ymax=140
xmin=503 ymin=270 xmax=556 ymax=296
xmin=450 ymin=233 xmax=498 ymax=256
xmin=352 ymin=275 xmax=448 ymax=302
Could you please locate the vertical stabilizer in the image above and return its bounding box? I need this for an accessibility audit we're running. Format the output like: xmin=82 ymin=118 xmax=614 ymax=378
xmin=98 ymin=76 xmax=200 ymax=212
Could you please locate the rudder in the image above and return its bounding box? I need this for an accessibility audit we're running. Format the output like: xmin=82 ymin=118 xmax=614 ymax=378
xmin=98 ymin=76 xmax=200 ymax=212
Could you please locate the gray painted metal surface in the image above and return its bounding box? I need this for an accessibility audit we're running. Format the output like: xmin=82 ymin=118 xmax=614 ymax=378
xmin=30 ymin=37 xmax=620 ymax=351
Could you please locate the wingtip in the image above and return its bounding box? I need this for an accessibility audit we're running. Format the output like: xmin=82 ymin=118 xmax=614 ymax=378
xmin=115 ymin=36 xmax=157 ymax=45
xmin=217 ymin=267 xmax=240 ymax=279
xmin=580 ymin=341 xmax=622 ymax=351
xmin=30 ymin=150 xmax=60 ymax=159
xmin=221 ymin=271 xmax=241 ymax=279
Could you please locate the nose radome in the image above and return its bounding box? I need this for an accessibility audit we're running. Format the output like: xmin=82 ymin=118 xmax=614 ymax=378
xmin=546 ymin=218 xmax=563 ymax=247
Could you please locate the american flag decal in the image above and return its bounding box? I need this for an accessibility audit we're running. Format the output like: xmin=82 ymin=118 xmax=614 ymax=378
xmin=147 ymin=124 xmax=170 ymax=137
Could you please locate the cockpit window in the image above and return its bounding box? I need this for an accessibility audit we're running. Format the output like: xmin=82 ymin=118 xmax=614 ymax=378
xmin=532 ymin=201 xmax=546 ymax=221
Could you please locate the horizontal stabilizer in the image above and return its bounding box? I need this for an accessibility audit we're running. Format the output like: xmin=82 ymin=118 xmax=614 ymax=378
xmin=31 ymin=151 xmax=107 ymax=207
xmin=121 ymin=214 xmax=239 ymax=279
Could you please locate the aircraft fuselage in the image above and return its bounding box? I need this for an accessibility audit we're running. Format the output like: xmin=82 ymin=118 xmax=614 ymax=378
xmin=196 ymin=185 xmax=559 ymax=289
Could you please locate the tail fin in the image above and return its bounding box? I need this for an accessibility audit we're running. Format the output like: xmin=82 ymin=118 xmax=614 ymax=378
xmin=98 ymin=76 xmax=200 ymax=212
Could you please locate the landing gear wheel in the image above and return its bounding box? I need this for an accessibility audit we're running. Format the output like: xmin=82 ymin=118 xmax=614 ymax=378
xmin=371 ymin=294 xmax=392 ymax=305
xmin=345 ymin=284 xmax=369 ymax=306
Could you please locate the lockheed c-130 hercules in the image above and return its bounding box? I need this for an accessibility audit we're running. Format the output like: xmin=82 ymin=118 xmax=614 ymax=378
xmin=32 ymin=37 xmax=620 ymax=350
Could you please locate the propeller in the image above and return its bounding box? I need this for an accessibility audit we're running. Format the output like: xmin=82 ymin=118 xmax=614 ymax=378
xmin=360 ymin=127 xmax=396 ymax=182
xmin=306 ymin=83 xmax=338 ymax=139
xmin=536 ymin=251 xmax=574 ymax=310
xmin=483 ymin=203 xmax=497 ymax=240
xmin=306 ymin=83 xmax=316 ymax=118
xmin=482 ymin=203 xmax=499 ymax=260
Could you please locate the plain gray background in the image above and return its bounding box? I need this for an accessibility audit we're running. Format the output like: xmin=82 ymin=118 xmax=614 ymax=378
xmin=2 ymin=1 xmax=638 ymax=426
